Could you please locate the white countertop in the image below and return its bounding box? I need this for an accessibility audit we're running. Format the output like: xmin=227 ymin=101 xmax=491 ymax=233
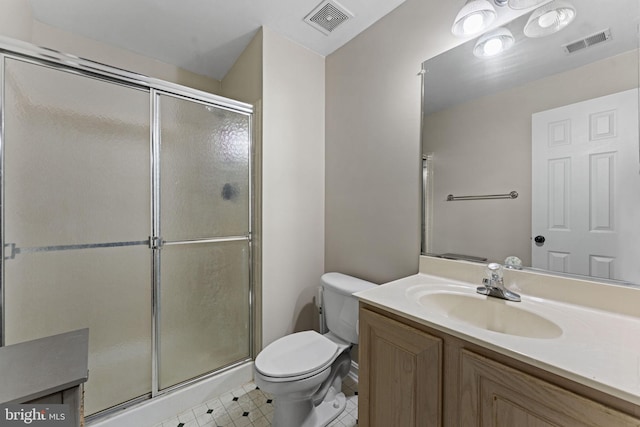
xmin=356 ymin=272 xmax=640 ymax=406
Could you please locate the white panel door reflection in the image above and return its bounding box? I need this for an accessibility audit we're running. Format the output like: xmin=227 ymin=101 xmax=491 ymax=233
xmin=532 ymin=88 xmax=640 ymax=283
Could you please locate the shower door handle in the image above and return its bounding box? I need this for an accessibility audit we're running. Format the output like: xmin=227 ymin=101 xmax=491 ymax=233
xmin=4 ymin=243 xmax=17 ymax=260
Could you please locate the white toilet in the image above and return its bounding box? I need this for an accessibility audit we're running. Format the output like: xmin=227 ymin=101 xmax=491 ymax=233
xmin=254 ymin=272 xmax=376 ymax=427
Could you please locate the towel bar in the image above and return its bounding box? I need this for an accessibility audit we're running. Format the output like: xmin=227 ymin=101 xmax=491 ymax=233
xmin=446 ymin=191 xmax=518 ymax=201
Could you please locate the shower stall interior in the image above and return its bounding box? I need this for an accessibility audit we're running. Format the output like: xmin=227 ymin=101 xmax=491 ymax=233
xmin=0 ymin=39 xmax=254 ymax=418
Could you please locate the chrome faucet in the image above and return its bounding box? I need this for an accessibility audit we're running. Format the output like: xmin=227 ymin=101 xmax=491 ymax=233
xmin=477 ymin=263 xmax=521 ymax=302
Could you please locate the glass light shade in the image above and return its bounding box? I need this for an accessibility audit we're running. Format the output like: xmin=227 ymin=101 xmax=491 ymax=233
xmin=473 ymin=27 xmax=515 ymax=58
xmin=524 ymin=0 xmax=576 ymax=38
xmin=508 ymin=0 xmax=548 ymax=10
xmin=452 ymin=0 xmax=497 ymax=37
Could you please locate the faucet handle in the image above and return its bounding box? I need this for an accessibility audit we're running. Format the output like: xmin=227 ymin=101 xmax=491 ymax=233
xmin=486 ymin=262 xmax=503 ymax=280
xmin=479 ymin=262 xmax=521 ymax=302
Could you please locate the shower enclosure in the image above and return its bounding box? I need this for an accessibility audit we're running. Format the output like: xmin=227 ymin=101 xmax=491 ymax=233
xmin=0 ymin=39 xmax=254 ymax=418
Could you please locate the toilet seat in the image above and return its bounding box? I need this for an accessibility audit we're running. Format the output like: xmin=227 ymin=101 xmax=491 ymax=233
xmin=255 ymin=331 xmax=339 ymax=381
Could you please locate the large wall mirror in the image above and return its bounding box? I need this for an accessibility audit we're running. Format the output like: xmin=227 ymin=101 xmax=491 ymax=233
xmin=421 ymin=0 xmax=640 ymax=285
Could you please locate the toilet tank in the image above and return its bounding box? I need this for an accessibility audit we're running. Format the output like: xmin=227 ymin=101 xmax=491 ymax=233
xmin=321 ymin=272 xmax=376 ymax=344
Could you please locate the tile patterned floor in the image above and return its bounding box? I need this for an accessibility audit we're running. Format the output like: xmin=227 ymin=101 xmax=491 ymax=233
xmin=153 ymin=376 xmax=359 ymax=427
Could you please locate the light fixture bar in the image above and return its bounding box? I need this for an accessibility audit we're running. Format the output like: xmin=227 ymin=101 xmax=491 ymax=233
xmin=508 ymin=0 xmax=548 ymax=9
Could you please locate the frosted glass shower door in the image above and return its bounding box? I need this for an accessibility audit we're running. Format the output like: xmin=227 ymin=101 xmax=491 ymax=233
xmin=157 ymin=93 xmax=251 ymax=389
xmin=2 ymin=58 xmax=152 ymax=415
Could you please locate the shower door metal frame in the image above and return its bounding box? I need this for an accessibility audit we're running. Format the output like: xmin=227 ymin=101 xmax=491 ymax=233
xmin=0 ymin=36 xmax=255 ymax=416
xmin=150 ymin=88 xmax=255 ymax=397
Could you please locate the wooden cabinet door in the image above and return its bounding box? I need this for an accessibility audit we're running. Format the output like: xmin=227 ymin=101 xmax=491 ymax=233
xmin=358 ymin=308 xmax=443 ymax=426
xmin=460 ymin=350 xmax=640 ymax=426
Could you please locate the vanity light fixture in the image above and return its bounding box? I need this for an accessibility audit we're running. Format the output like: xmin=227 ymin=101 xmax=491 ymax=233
xmin=473 ymin=27 xmax=515 ymax=57
xmin=524 ymin=0 xmax=576 ymax=38
xmin=507 ymin=0 xmax=548 ymax=10
xmin=451 ymin=0 xmax=497 ymax=37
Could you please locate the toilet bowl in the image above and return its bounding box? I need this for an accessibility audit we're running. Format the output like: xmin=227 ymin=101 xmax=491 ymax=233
xmin=254 ymin=272 xmax=376 ymax=427
xmin=254 ymin=331 xmax=351 ymax=427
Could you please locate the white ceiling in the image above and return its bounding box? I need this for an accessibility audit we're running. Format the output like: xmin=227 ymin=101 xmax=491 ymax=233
xmin=26 ymin=0 xmax=406 ymax=81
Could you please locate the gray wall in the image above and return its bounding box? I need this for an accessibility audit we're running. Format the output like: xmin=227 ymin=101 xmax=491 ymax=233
xmin=325 ymin=0 xmax=468 ymax=284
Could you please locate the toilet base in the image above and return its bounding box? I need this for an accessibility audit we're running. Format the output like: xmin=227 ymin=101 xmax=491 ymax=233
xmin=272 ymin=388 xmax=346 ymax=427
xmin=312 ymin=391 xmax=346 ymax=427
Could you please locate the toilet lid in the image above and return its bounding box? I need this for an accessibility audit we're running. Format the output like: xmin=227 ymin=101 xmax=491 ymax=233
xmin=255 ymin=331 xmax=339 ymax=378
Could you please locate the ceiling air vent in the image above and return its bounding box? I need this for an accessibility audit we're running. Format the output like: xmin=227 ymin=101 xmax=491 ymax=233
xmin=304 ymin=0 xmax=353 ymax=36
xmin=563 ymin=29 xmax=612 ymax=54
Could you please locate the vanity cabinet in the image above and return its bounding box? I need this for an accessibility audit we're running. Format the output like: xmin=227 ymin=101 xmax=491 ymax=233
xmin=358 ymin=308 xmax=442 ymax=426
xmin=460 ymin=350 xmax=639 ymax=426
xmin=358 ymin=304 xmax=640 ymax=427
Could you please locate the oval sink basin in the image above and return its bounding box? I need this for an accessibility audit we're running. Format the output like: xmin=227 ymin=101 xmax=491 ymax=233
xmin=413 ymin=290 xmax=562 ymax=339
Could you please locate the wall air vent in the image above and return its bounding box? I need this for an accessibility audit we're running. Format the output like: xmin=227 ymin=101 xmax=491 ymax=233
xmin=563 ymin=29 xmax=612 ymax=54
xmin=304 ymin=0 xmax=353 ymax=36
